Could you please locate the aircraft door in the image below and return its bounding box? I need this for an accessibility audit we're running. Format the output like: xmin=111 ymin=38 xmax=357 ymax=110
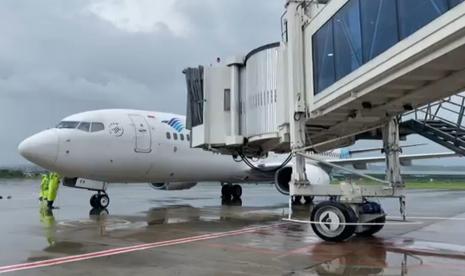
xmin=129 ymin=114 xmax=152 ymax=153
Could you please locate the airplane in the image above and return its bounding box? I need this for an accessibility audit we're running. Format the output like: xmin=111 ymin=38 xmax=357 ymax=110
xmin=18 ymin=109 xmax=458 ymax=210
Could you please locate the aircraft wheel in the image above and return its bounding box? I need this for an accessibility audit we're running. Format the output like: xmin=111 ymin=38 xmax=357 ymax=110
xmin=292 ymin=195 xmax=303 ymax=205
xmin=356 ymin=216 xmax=386 ymax=237
xmin=90 ymin=194 xmax=99 ymax=208
xmin=221 ymin=184 xmax=233 ymax=200
xmin=232 ymin=185 xmax=242 ymax=199
xmin=97 ymin=194 xmax=110 ymax=209
xmin=303 ymin=196 xmax=314 ymax=205
xmin=311 ymin=201 xmax=357 ymax=242
xmin=89 ymin=208 xmax=109 ymax=216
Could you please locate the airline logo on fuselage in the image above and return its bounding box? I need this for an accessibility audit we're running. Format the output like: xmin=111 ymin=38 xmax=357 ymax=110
xmin=109 ymin=122 xmax=124 ymax=137
xmin=162 ymin=118 xmax=184 ymax=132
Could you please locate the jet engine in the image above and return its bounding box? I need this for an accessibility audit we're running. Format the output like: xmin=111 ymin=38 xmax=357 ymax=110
xmin=274 ymin=164 xmax=331 ymax=195
xmin=150 ymin=182 xmax=197 ymax=191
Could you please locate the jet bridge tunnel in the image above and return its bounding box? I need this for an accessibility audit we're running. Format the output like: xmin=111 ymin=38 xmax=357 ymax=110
xmin=185 ymin=0 xmax=465 ymax=157
xmin=184 ymin=0 xmax=465 ymax=242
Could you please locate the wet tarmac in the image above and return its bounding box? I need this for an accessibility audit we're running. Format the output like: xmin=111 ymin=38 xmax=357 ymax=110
xmin=1 ymin=180 xmax=465 ymax=275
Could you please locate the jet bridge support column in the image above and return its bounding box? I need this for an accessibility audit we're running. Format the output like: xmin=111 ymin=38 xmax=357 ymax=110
xmin=227 ymin=58 xmax=243 ymax=143
xmin=383 ymin=118 xmax=406 ymax=219
xmin=285 ymin=0 xmax=309 ymax=213
xmin=383 ymin=118 xmax=404 ymax=188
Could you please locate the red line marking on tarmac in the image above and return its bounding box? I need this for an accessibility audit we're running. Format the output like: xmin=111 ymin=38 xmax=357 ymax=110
xmin=0 ymin=223 xmax=285 ymax=274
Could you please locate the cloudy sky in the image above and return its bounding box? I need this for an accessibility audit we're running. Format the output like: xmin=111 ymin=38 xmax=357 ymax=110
xmin=0 ymin=0 xmax=462 ymax=167
xmin=0 ymin=0 xmax=283 ymax=166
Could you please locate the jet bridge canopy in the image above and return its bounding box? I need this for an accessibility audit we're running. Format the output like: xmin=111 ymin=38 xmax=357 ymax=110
xmin=185 ymin=0 xmax=465 ymax=157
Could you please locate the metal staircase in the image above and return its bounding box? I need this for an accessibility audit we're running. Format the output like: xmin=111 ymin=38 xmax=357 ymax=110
xmin=402 ymin=93 xmax=465 ymax=155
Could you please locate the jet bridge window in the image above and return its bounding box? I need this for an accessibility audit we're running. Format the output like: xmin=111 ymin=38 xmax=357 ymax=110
xmin=90 ymin=122 xmax=105 ymax=132
xmin=312 ymin=0 xmax=465 ymax=95
xmin=56 ymin=121 xmax=79 ymax=129
xmin=333 ymin=0 xmax=362 ymax=80
xmin=360 ymin=0 xmax=399 ymax=62
xmin=77 ymin=122 xmax=91 ymax=132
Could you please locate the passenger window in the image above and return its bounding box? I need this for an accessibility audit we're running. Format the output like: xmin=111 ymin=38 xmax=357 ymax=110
xmin=187 ymin=134 xmax=190 ymax=141
xmin=180 ymin=134 xmax=184 ymax=141
xmin=91 ymin=122 xmax=105 ymax=132
xmin=166 ymin=132 xmax=171 ymax=139
xmin=173 ymin=133 xmax=178 ymax=140
xmin=77 ymin=122 xmax=90 ymax=132
xmin=56 ymin=121 xmax=79 ymax=129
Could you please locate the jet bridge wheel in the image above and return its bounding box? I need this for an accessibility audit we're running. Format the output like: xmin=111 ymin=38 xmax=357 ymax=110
xmin=356 ymin=216 xmax=386 ymax=237
xmin=310 ymin=201 xmax=357 ymax=242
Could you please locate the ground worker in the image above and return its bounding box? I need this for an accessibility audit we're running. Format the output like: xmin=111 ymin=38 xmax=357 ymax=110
xmin=39 ymin=204 xmax=56 ymax=246
xmin=46 ymin=172 xmax=61 ymax=209
xmin=39 ymin=173 xmax=49 ymax=202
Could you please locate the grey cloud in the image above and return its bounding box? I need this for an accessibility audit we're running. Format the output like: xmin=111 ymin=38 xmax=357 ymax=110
xmin=1 ymin=0 xmax=460 ymax=168
xmin=0 ymin=0 xmax=283 ymax=166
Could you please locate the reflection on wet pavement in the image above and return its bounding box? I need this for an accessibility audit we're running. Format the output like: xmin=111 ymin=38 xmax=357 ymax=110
xmin=2 ymin=181 xmax=465 ymax=275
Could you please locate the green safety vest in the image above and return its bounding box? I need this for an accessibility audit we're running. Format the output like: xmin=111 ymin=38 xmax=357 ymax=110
xmin=40 ymin=175 xmax=49 ymax=198
xmin=47 ymin=173 xmax=61 ymax=201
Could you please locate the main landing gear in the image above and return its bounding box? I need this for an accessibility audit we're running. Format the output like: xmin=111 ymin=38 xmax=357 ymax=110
xmin=310 ymin=200 xmax=386 ymax=242
xmin=221 ymin=183 xmax=243 ymax=206
xmin=90 ymin=192 xmax=110 ymax=209
xmin=221 ymin=183 xmax=242 ymax=200
xmin=292 ymin=195 xmax=314 ymax=206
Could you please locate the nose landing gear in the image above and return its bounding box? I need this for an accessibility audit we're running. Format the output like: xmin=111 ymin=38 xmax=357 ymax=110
xmin=90 ymin=192 xmax=110 ymax=209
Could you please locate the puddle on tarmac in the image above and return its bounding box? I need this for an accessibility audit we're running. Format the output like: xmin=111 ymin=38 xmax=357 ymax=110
xmin=291 ymin=237 xmax=465 ymax=275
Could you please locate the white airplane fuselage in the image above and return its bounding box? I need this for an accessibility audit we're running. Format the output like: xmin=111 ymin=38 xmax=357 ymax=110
xmin=19 ymin=109 xmax=270 ymax=183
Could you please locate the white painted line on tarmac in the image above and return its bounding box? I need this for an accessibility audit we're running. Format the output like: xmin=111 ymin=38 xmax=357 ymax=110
xmin=283 ymin=218 xmax=422 ymax=226
xmin=388 ymin=216 xmax=465 ymax=221
xmin=0 ymin=223 xmax=285 ymax=274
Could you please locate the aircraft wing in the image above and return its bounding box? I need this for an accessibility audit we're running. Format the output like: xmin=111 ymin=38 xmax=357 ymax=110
xmin=329 ymin=152 xmax=459 ymax=169
xmin=247 ymin=152 xmax=459 ymax=174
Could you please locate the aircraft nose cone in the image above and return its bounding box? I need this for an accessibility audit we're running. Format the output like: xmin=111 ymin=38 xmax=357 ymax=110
xmin=18 ymin=129 xmax=58 ymax=169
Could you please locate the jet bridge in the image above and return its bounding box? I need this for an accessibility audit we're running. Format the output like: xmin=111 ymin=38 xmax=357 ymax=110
xmin=186 ymin=0 xmax=465 ymax=155
xmin=184 ymin=0 xmax=465 ymax=241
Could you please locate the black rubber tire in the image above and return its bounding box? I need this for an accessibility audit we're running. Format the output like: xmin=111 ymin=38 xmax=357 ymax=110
xmin=90 ymin=194 xmax=99 ymax=208
xmin=292 ymin=195 xmax=303 ymax=205
xmin=89 ymin=208 xmax=109 ymax=216
xmin=303 ymin=196 xmax=314 ymax=205
xmin=356 ymin=215 xmax=386 ymax=237
xmin=221 ymin=185 xmax=232 ymax=200
xmin=98 ymin=194 xmax=110 ymax=209
xmin=311 ymin=201 xmax=357 ymax=242
xmin=232 ymin=185 xmax=242 ymax=199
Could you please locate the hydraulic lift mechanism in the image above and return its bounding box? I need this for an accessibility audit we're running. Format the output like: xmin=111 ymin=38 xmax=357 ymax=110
xmin=184 ymin=0 xmax=465 ymax=241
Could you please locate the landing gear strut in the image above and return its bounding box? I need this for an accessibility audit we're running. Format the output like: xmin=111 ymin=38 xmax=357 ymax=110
xmin=90 ymin=192 xmax=110 ymax=209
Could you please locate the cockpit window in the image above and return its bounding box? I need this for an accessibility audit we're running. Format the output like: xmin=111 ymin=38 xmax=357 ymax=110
xmin=77 ymin=122 xmax=91 ymax=132
xmin=91 ymin=122 xmax=105 ymax=132
xmin=56 ymin=121 xmax=79 ymax=129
